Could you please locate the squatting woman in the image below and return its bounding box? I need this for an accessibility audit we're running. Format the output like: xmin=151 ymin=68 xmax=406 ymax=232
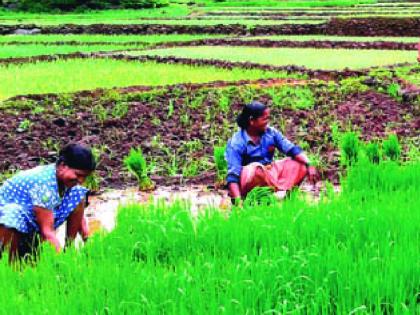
xmin=225 ymin=101 xmax=318 ymax=203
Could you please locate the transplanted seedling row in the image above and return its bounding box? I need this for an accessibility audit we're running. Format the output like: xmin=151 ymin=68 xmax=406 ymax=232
xmin=0 ymin=58 xmax=302 ymax=101
xmin=130 ymin=46 xmax=418 ymax=70
xmin=0 ymin=159 xmax=418 ymax=314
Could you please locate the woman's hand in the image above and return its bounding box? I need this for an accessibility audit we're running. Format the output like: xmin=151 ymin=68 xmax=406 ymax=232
xmin=34 ymin=206 xmax=61 ymax=252
xmin=80 ymin=217 xmax=89 ymax=242
xmin=66 ymin=200 xmax=87 ymax=245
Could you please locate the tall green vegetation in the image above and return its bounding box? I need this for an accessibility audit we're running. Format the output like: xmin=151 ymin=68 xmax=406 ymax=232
xmin=382 ymin=133 xmax=401 ymax=161
xmin=133 ymin=46 xmax=417 ymax=70
xmin=213 ymin=145 xmax=227 ymax=182
xmin=340 ymin=131 xmax=360 ymax=165
xmin=0 ymin=159 xmax=417 ymax=314
xmin=3 ymin=0 xmax=168 ymax=12
xmin=0 ymin=59 xmax=298 ymax=101
xmin=340 ymin=132 xmax=403 ymax=165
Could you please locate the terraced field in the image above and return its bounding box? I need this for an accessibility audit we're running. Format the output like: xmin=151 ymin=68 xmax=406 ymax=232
xmin=0 ymin=1 xmax=419 ymax=314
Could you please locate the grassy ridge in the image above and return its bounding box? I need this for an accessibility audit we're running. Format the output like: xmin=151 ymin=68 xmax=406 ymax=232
xmin=0 ymin=160 xmax=418 ymax=314
xmin=0 ymin=59 xmax=301 ymax=101
xmin=132 ymin=46 xmax=418 ymax=70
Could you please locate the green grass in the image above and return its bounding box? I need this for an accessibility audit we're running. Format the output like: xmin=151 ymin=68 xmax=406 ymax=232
xmin=130 ymin=46 xmax=418 ymax=70
xmin=394 ymin=64 xmax=420 ymax=86
xmin=0 ymin=44 xmax=145 ymax=59
xmin=0 ymin=59 xmax=303 ymax=101
xmin=243 ymin=35 xmax=420 ymax=43
xmin=0 ymin=159 xmax=418 ymax=314
xmin=0 ymin=34 xmax=230 ymax=44
xmin=0 ymin=6 xmax=190 ymax=25
xmin=199 ymin=0 xmax=377 ymax=8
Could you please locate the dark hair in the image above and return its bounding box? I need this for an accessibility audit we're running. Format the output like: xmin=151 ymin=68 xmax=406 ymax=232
xmin=236 ymin=101 xmax=267 ymax=129
xmin=56 ymin=143 xmax=96 ymax=171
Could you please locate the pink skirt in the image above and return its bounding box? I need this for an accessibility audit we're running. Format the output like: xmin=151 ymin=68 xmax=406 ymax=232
xmin=240 ymin=158 xmax=307 ymax=196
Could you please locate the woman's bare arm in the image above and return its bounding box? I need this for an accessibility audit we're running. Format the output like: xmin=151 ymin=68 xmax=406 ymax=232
xmin=66 ymin=200 xmax=86 ymax=246
xmin=33 ymin=206 xmax=61 ymax=252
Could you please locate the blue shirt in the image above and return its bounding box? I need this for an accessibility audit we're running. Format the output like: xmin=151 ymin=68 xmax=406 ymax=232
xmin=225 ymin=127 xmax=302 ymax=184
xmin=0 ymin=164 xmax=88 ymax=234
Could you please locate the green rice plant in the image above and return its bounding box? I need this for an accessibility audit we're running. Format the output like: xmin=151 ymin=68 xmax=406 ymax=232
xmin=167 ymin=99 xmax=174 ymax=119
xmin=245 ymin=35 xmax=420 ymax=43
xmin=340 ymin=131 xmax=360 ymax=166
xmin=386 ymin=82 xmax=402 ymax=101
xmin=132 ymin=46 xmax=417 ymax=70
xmin=330 ymin=121 xmax=342 ymax=146
xmin=407 ymin=139 xmax=420 ymax=162
xmin=111 ymin=100 xmax=129 ymax=119
xmin=0 ymin=44 xmax=145 ymax=59
xmin=268 ymin=86 xmax=315 ymax=109
xmin=382 ymin=134 xmax=401 ymax=161
xmin=161 ymin=146 xmax=179 ymax=177
xmin=207 ymin=89 xmax=231 ymax=113
xmin=364 ymin=140 xmax=381 ymax=164
xmin=91 ymin=104 xmax=109 ymax=123
xmin=0 ymin=7 xmax=190 ymax=25
xmin=0 ymin=34 xmax=231 ymax=44
xmin=0 ymin=59 xmax=296 ymax=101
xmin=339 ymin=77 xmax=369 ymax=96
xmin=243 ymin=186 xmax=277 ymax=208
xmin=213 ymin=145 xmax=227 ymax=182
xmin=123 ymin=147 xmax=154 ymax=191
xmin=17 ymin=119 xmax=32 ymax=132
xmin=186 ymin=93 xmax=206 ymax=109
xmin=0 ymin=159 xmax=418 ymax=314
xmin=84 ymin=145 xmax=105 ymax=193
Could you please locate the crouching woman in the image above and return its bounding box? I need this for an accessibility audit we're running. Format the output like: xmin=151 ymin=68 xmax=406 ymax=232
xmin=225 ymin=101 xmax=318 ymax=204
xmin=0 ymin=143 xmax=96 ymax=261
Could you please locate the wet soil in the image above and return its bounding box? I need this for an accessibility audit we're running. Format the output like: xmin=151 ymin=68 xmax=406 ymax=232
xmin=1 ymin=17 xmax=419 ymax=36
xmin=83 ymin=181 xmax=335 ymax=235
xmin=0 ymin=78 xmax=417 ymax=191
xmin=1 ymin=39 xmax=416 ymax=50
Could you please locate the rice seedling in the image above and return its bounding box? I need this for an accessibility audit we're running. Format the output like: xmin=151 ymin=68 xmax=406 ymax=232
xmin=338 ymin=77 xmax=369 ymax=95
xmin=0 ymin=44 xmax=145 ymax=59
xmin=200 ymin=0 xmax=377 ymax=8
xmin=0 ymin=34 xmax=230 ymax=44
xmin=123 ymin=147 xmax=155 ymax=191
xmin=0 ymin=159 xmax=417 ymax=314
xmin=132 ymin=46 xmax=418 ymax=70
xmin=0 ymin=7 xmax=190 ymax=25
xmin=244 ymin=35 xmax=420 ymax=43
xmin=364 ymin=140 xmax=381 ymax=164
xmin=382 ymin=134 xmax=401 ymax=161
xmin=0 ymin=59 xmax=299 ymax=101
xmin=267 ymin=85 xmax=315 ymax=109
xmin=213 ymin=145 xmax=227 ymax=182
xmin=386 ymin=82 xmax=402 ymax=101
xmin=340 ymin=131 xmax=360 ymax=165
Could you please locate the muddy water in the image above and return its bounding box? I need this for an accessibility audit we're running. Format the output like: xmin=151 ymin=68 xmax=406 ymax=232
xmin=55 ymin=182 xmax=335 ymax=246
xmin=81 ymin=182 xmax=335 ymax=236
